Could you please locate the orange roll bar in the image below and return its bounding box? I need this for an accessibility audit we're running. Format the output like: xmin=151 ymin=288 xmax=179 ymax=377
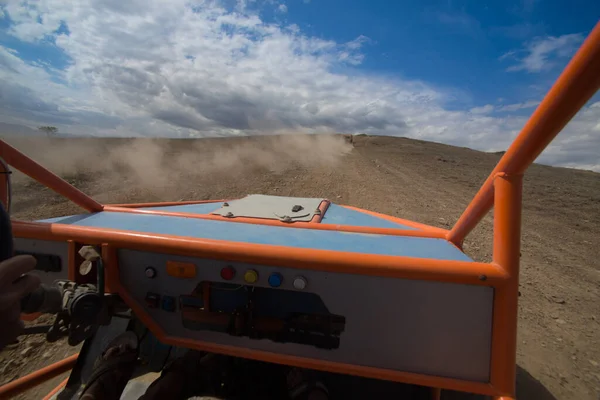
xmin=0 ymin=141 xmax=103 ymax=213
xmin=42 ymin=377 xmax=69 ymax=400
xmin=0 ymin=353 xmax=79 ymax=399
xmin=489 ymin=173 xmax=522 ymax=398
xmin=12 ymin=220 xmax=507 ymax=286
xmin=448 ymin=21 xmax=600 ymax=245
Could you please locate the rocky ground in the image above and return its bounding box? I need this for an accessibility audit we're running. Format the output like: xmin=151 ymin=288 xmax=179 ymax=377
xmin=0 ymin=134 xmax=598 ymax=399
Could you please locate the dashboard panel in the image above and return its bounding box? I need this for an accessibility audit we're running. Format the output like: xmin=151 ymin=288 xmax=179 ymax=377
xmin=11 ymin=237 xmax=495 ymax=383
xmin=118 ymin=248 xmax=494 ymax=382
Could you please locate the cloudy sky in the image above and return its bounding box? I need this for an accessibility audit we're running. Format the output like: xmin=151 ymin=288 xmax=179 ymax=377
xmin=0 ymin=0 xmax=599 ymax=170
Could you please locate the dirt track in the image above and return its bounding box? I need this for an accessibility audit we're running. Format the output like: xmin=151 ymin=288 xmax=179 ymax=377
xmin=0 ymin=134 xmax=599 ymax=400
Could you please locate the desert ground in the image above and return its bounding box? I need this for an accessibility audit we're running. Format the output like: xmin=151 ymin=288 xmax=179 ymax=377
xmin=0 ymin=134 xmax=598 ymax=400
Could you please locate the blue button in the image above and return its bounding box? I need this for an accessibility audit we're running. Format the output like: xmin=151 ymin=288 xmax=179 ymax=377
xmin=162 ymin=295 xmax=176 ymax=312
xmin=268 ymin=273 xmax=283 ymax=288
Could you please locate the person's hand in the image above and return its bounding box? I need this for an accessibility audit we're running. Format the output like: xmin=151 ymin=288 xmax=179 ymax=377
xmin=0 ymin=255 xmax=40 ymax=350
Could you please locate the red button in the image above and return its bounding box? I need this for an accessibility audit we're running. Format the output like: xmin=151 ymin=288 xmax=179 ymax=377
xmin=145 ymin=293 xmax=160 ymax=308
xmin=221 ymin=266 xmax=236 ymax=280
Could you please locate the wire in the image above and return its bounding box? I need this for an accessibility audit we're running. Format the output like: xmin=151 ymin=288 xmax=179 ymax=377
xmin=138 ymin=326 xmax=149 ymax=343
xmin=96 ymin=254 xmax=105 ymax=296
xmin=0 ymin=156 xmax=12 ymax=215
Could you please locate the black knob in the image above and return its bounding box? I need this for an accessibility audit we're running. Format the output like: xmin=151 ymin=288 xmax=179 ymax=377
xmin=145 ymin=266 xmax=157 ymax=278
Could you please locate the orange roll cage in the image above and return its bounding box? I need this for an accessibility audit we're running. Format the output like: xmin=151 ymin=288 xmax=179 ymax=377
xmin=0 ymin=20 xmax=598 ymax=400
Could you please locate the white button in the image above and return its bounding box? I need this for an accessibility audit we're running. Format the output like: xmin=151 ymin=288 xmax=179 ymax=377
xmin=293 ymin=276 xmax=307 ymax=290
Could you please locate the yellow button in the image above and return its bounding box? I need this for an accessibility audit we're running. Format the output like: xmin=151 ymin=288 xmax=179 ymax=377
xmin=166 ymin=261 xmax=196 ymax=278
xmin=244 ymin=269 xmax=258 ymax=283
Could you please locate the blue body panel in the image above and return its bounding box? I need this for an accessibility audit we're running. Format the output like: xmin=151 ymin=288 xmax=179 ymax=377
xmin=140 ymin=202 xmax=222 ymax=214
xmin=140 ymin=202 xmax=419 ymax=231
xmin=40 ymin=212 xmax=471 ymax=262
xmin=321 ymin=204 xmax=417 ymax=230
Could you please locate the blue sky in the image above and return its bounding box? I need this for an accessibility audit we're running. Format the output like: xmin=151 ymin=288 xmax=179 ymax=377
xmin=0 ymin=0 xmax=599 ymax=170
xmin=263 ymin=0 xmax=599 ymax=107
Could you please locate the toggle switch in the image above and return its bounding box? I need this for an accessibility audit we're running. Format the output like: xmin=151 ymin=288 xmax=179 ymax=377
xmin=145 ymin=292 xmax=160 ymax=308
xmin=162 ymin=295 xmax=176 ymax=312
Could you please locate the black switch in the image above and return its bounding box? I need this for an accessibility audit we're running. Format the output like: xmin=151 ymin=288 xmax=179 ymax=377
xmin=292 ymin=205 xmax=303 ymax=212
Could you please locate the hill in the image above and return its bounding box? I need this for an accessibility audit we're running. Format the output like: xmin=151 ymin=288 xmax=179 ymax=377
xmin=0 ymin=134 xmax=598 ymax=400
xmin=0 ymin=122 xmax=40 ymax=136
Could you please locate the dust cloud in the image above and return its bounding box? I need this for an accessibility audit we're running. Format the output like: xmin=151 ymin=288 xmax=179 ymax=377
xmin=1 ymin=134 xmax=353 ymax=197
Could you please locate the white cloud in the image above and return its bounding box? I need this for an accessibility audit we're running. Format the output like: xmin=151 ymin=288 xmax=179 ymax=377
xmin=469 ymin=105 xmax=494 ymax=114
xmin=502 ymin=33 xmax=584 ymax=72
xmin=497 ymin=100 xmax=540 ymax=112
xmin=277 ymin=4 xmax=287 ymax=13
xmin=0 ymin=1 xmax=598 ymax=171
xmin=498 ymin=50 xmax=516 ymax=61
xmin=534 ymin=101 xmax=600 ymax=171
xmin=469 ymin=100 xmax=539 ymax=114
xmin=345 ymin=35 xmax=370 ymax=50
